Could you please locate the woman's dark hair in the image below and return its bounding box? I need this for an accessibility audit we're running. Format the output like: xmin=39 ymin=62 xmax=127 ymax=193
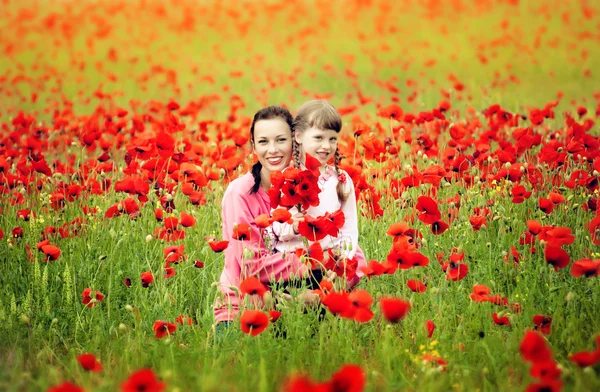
xmin=249 ymin=106 xmax=294 ymax=194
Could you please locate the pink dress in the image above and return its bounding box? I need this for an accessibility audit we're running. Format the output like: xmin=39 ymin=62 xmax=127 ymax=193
xmin=213 ymin=173 xmax=309 ymax=323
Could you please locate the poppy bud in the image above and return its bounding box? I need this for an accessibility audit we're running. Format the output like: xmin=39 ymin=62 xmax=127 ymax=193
xmin=119 ymin=323 xmax=127 ymax=332
xmin=566 ymin=292 xmax=576 ymax=302
xmin=242 ymin=248 xmax=255 ymax=259
xmin=21 ymin=314 xmax=30 ymax=325
xmin=504 ymin=162 xmax=511 ymax=169
xmin=145 ymin=235 xmax=153 ymax=243
xmin=125 ymin=304 xmax=133 ymax=312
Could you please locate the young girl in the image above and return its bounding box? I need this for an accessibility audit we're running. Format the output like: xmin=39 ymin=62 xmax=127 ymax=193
xmin=271 ymin=100 xmax=367 ymax=288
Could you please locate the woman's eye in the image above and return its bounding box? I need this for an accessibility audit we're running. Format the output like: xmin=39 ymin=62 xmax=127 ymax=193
xmin=258 ymin=140 xmax=267 ymax=144
xmin=330 ymin=138 xmax=338 ymax=143
xmin=278 ymin=138 xmax=287 ymax=142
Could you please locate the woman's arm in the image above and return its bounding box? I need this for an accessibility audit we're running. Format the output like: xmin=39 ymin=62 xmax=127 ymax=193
xmin=222 ymin=189 xmax=309 ymax=283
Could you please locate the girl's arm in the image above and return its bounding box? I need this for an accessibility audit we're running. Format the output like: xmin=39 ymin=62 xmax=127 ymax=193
xmin=338 ymin=172 xmax=359 ymax=259
xmin=271 ymin=206 xmax=302 ymax=242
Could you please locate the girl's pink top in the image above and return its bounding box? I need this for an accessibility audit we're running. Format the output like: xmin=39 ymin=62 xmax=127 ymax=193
xmin=213 ymin=172 xmax=309 ymax=323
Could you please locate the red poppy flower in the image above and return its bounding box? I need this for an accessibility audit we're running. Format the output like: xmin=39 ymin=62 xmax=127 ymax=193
xmin=386 ymin=222 xmax=411 ymax=237
xmin=469 ymin=284 xmax=491 ymax=302
xmin=380 ymin=297 xmax=411 ymax=323
xmin=544 ymin=246 xmax=570 ymax=271
xmin=232 ymin=223 xmax=251 ymax=241
xmin=570 ymin=258 xmax=600 ymax=277
xmin=282 ymin=375 xmax=318 ymax=392
xmin=121 ymin=368 xmax=166 ymax=392
xmin=254 ymin=214 xmax=271 ymax=229
xmin=194 ymin=260 xmax=205 ymax=268
xmin=208 ymin=240 xmax=229 ymax=252
xmin=407 ymin=279 xmax=427 ymax=293
xmin=426 ymin=320 xmax=435 ymax=338
xmin=511 ymin=184 xmax=532 ymax=204
xmin=548 ymin=192 xmax=564 ymax=204
xmin=359 ymin=260 xmax=391 ymax=278
xmin=175 ymin=315 xmax=194 ymax=325
xmin=297 ymin=215 xmax=336 ymax=242
xmin=532 ymin=315 xmax=552 ymax=335
xmin=240 ymin=310 xmax=269 ymax=336
xmin=41 ymin=244 xmax=61 ymax=261
xmin=347 ymin=290 xmax=374 ymax=322
xmin=154 ymin=208 xmax=164 ymax=222
xmin=239 ymin=276 xmax=268 ymax=297
xmin=327 ymin=364 xmax=366 ymax=392
xmin=469 ymin=215 xmax=487 ymax=231
xmin=179 ymin=212 xmax=196 ymax=228
xmin=525 ymin=380 xmax=563 ymax=392
xmin=492 ymin=312 xmax=511 ymax=326
xmin=377 ymin=104 xmax=404 ymax=120
xmin=77 ymin=353 xmax=103 ymax=372
xmin=271 ymin=208 xmax=292 ymax=224
xmin=538 ymin=198 xmax=554 ymax=214
xmin=12 ymin=226 xmax=23 ymax=238
xmin=431 ymin=220 xmax=449 ymax=235
xmin=163 ymin=265 xmax=175 ymax=279
xmin=445 ymin=262 xmax=469 ymax=281
xmin=295 ymin=242 xmax=324 ymax=269
xmin=269 ymin=310 xmax=282 ymax=322
xmin=588 ymin=215 xmax=600 ymax=245
xmin=141 ymin=271 xmax=154 ymax=287
xmin=520 ymin=330 xmax=552 ymax=364
xmin=530 ymin=360 xmax=561 ymax=381
xmin=163 ymin=244 xmax=185 ymax=263
xmin=81 ymin=288 xmax=104 ymax=308
xmin=542 ymin=227 xmax=575 ymax=247
xmin=527 ymin=220 xmax=542 ymax=235
xmin=153 ymin=321 xmax=177 ymax=338
xmin=47 ymin=382 xmax=84 ymax=392
xmin=415 ymin=196 xmax=441 ymax=224
xmin=569 ymin=350 xmax=600 ymax=368
xmin=322 ymin=292 xmax=354 ymax=318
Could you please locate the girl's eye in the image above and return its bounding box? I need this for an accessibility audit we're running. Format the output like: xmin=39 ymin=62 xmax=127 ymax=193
xmin=315 ymin=136 xmax=322 ymax=140
xmin=330 ymin=138 xmax=338 ymax=143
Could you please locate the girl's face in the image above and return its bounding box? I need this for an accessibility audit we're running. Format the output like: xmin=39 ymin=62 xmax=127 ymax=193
xmin=295 ymin=127 xmax=339 ymax=166
xmin=252 ymin=118 xmax=293 ymax=174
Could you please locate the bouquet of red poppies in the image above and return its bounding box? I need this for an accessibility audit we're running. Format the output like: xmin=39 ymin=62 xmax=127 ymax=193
xmin=268 ymin=153 xmax=322 ymax=211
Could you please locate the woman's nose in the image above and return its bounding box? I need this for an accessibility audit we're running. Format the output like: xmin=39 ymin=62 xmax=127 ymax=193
xmin=267 ymin=142 xmax=279 ymax=153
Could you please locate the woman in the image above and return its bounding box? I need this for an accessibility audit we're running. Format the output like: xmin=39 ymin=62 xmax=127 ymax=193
xmin=213 ymin=106 xmax=310 ymax=325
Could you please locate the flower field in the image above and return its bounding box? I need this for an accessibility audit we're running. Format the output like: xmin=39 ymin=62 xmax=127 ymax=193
xmin=1 ymin=0 xmax=600 ymax=391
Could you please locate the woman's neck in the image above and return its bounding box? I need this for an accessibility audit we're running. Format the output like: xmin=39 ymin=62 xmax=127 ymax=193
xmin=260 ymin=169 xmax=271 ymax=190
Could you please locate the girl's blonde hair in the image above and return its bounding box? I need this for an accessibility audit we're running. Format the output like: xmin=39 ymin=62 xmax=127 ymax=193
xmin=292 ymin=100 xmax=349 ymax=202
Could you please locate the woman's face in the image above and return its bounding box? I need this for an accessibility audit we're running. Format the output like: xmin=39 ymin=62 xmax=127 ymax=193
xmin=252 ymin=118 xmax=293 ymax=174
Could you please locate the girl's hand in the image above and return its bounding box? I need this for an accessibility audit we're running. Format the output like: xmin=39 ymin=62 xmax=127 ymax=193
xmin=292 ymin=211 xmax=306 ymax=234
xmin=296 ymin=290 xmax=321 ymax=308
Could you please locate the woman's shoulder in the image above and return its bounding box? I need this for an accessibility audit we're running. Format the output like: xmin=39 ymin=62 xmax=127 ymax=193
xmin=223 ymin=172 xmax=254 ymax=200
